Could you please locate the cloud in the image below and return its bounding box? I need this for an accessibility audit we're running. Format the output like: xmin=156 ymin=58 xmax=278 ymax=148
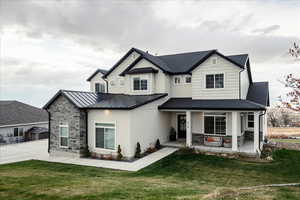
xmin=252 ymin=25 xmax=281 ymax=35
xmin=0 ymin=0 xmax=300 ymax=107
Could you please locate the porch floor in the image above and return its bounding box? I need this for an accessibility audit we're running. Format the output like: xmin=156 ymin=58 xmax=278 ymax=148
xmin=163 ymin=139 xmax=256 ymax=156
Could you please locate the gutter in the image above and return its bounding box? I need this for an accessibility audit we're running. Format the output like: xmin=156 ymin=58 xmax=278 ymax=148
xmin=104 ymin=79 xmax=109 ymax=93
xmin=258 ymin=110 xmax=267 ymax=151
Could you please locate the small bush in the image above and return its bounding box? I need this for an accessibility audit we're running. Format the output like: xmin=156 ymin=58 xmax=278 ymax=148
xmin=82 ymin=147 xmax=91 ymax=157
xmin=117 ymin=145 xmax=123 ymax=160
xmin=145 ymin=147 xmax=157 ymax=154
xmin=155 ymin=139 xmax=161 ymax=149
xmin=135 ymin=142 xmax=141 ymax=158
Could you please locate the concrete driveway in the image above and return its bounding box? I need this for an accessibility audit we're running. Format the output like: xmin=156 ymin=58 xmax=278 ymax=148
xmin=0 ymin=139 xmax=177 ymax=171
xmin=0 ymin=139 xmax=49 ymax=164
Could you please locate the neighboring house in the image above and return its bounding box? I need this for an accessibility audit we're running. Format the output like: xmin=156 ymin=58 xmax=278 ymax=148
xmin=44 ymin=47 xmax=269 ymax=159
xmin=0 ymin=101 xmax=49 ymax=144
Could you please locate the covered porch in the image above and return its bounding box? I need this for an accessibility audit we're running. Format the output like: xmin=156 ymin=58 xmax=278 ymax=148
xmin=162 ymin=110 xmax=267 ymax=155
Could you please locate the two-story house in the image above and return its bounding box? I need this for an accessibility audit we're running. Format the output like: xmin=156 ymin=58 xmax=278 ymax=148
xmin=44 ymin=47 xmax=269 ymax=159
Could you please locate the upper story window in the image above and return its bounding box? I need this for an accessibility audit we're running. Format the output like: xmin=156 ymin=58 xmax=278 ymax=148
xmin=185 ymin=76 xmax=192 ymax=83
xmin=174 ymin=77 xmax=181 ymax=85
xmin=133 ymin=77 xmax=148 ymax=91
xmin=95 ymin=83 xmax=105 ymax=93
xmin=206 ymin=74 xmax=224 ymax=89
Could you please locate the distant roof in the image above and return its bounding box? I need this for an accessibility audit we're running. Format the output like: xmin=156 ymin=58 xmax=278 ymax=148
xmin=26 ymin=126 xmax=48 ymax=134
xmin=0 ymin=101 xmax=48 ymax=127
xmin=86 ymin=68 xmax=108 ymax=81
xmin=43 ymin=90 xmax=167 ymax=110
xmin=158 ymin=81 xmax=269 ymax=110
xmin=104 ymin=47 xmax=249 ymax=78
xmin=247 ymin=82 xmax=269 ymax=106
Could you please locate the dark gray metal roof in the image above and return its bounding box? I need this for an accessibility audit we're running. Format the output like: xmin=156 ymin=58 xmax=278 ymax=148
xmin=123 ymin=67 xmax=158 ymax=75
xmin=0 ymin=101 xmax=48 ymax=126
xmin=86 ymin=68 xmax=108 ymax=81
xmin=43 ymin=90 xmax=167 ymax=110
xmin=105 ymin=47 xmax=249 ymax=78
xmin=247 ymin=82 xmax=269 ymax=106
xmin=158 ymin=98 xmax=266 ymax=111
xmin=26 ymin=126 xmax=48 ymax=134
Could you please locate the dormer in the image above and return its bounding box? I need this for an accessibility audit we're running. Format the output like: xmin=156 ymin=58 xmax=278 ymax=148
xmin=87 ymin=68 xmax=108 ymax=93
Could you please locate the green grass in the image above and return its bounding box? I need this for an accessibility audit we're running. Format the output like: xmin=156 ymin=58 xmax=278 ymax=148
xmin=270 ymin=139 xmax=300 ymax=143
xmin=1 ymin=149 xmax=300 ymax=200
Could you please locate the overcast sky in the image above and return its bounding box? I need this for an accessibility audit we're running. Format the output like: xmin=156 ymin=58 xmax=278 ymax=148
xmin=0 ymin=0 xmax=299 ymax=108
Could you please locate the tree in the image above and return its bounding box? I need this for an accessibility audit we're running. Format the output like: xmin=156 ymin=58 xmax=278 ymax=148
xmin=267 ymin=109 xmax=280 ymax=127
xmin=279 ymin=42 xmax=300 ymax=111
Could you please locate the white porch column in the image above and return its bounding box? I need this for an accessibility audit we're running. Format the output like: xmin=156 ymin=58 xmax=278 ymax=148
xmin=186 ymin=111 xmax=192 ymax=147
xmin=263 ymin=113 xmax=268 ymax=141
xmin=231 ymin=111 xmax=238 ymax=151
xmin=254 ymin=111 xmax=260 ymax=153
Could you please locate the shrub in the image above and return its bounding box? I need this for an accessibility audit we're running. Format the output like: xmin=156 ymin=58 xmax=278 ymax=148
xmin=145 ymin=147 xmax=157 ymax=154
xmin=169 ymin=127 xmax=177 ymax=141
xmin=117 ymin=145 xmax=123 ymax=160
xmin=135 ymin=142 xmax=141 ymax=158
xmin=82 ymin=147 xmax=91 ymax=157
xmin=155 ymin=139 xmax=161 ymax=149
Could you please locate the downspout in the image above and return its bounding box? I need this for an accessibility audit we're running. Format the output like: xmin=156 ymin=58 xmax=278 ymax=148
xmin=104 ymin=79 xmax=109 ymax=93
xmin=258 ymin=110 xmax=267 ymax=151
xmin=238 ymin=69 xmax=244 ymax=100
xmin=47 ymin=110 xmax=51 ymax=153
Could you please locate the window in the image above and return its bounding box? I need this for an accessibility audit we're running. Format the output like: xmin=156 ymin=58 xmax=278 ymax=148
xmin=174 ymin=77 xmax=181 ymax=85
xmin=133 ymin=77 xmax=148 ymax=91
xmin=204 ymin=113 xmax=226 ymax=135
xmin=247 ymin=113 xmax=254 ymax=128
xmin=18 ymin=128 xmax=24 ymax=137
xmin=95 ymin=123 xmax=115 ymax=150
xmin=13 ymin=128 xmax=18 ymax=137
xmin=95 ymin=83 xmax=105 ymax=93
xmin=185 ymin=76 xmax=192 ymax=83
xmin=206 ymin=74 xmax=224 ymax=89
xmin=59 ymin=125 xmax=69 ymax=147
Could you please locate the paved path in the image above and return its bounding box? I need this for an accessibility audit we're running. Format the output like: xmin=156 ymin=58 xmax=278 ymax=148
xmin=0 ymin=139 xmax=178 ymax=171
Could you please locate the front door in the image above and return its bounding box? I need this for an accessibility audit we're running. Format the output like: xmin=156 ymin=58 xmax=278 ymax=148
xmin=177 ymin=114 xmax=186 ymax=138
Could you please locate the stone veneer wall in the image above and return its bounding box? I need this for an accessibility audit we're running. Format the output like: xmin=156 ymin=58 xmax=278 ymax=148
xmin=48 ymin=95 xmax=87 ymax=157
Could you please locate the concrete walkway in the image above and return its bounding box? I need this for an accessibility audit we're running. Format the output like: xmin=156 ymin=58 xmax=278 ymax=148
xmin=0 ymin=139 xmax=178 ymax=171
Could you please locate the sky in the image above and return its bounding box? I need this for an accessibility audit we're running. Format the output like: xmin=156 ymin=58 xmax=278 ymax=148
xmin=0 ymin=0 xmax=299 ymax=108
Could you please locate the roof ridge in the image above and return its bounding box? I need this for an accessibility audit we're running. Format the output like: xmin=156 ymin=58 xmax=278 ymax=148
xmin=227 ymin=53 xmax=249 ymax=57
xmin=61 ymin=89 xmax=96 ymax=94
xmin=157 ymin=49 xmax=216 ymax=57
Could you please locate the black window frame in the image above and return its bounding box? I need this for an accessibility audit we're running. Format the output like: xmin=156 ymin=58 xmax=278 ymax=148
xmin=205 ymin=73 xmax=224 ymax=89
xmin=185 ymin=76 xmax=192 ymax=83
xmin=204 ymin=114 xmax=226 ymax=135
xmin=133 ymin=77 xmax=148 ymax=91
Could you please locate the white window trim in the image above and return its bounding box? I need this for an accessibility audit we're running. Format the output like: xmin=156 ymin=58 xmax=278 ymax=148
xmin=94 ymin=121 xmax=117 ymax=152
xmin=173 ymin=76 xmax=181 ymax=85
xmin=246 ymin=112 xmax=254 ymax=130
xmin=212 ymin=57 xmax=218 ymax=65
xmin=131 ymin=76 xmax=149 ymax=92
xmin=204 ymin=113 xmax=227 ymax=135
xmin=59 ymin=124 xmax=69 ymax=148
xmin=204 ymin=73 xmax=225 ymax=89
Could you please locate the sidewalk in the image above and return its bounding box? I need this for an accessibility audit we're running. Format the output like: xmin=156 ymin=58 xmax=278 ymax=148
xmin=0 ymin=140 xmax=178 ymax=171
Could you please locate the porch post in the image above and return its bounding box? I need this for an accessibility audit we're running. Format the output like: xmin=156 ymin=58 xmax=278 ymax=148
xmin=263 ymin=113 xmax=268 ymax=141
xmin=186 ymin=111 xmax=192 ymax=147
xmin=231 ymin=111 xmax=238 ymax=151
xmin=254 ymin=111 xmax=260 ymax=153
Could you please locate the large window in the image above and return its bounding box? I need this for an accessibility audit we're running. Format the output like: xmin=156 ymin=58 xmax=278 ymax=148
xmin=133 ymin=77 xmax=148 ymax=91
xmin=204 ymin=113 xmax=226 ymax=135
xmin=59 ymin=125 xmax=69 ymax=147
xmin=247 ymin=112 xmax=254 ymax=128
xmin=95 ymin=123 xmax=115 ymax=150
xmin=95 ymin=83 xmax=105 ymax=93
xmin=13 ymin=128 xmax=18 ymax=137
xmin=206 ymin=74 xmax=224 ymax=89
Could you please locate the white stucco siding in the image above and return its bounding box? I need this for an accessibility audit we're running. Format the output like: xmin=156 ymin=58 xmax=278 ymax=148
xmin=192 ymin=54 xmax=241 ymax=99
xmin=129 ymin=97 xmax=170 ymax=157
xmin=240 ymin=69 xmax=250 ymax=99
xmin=106 ymin=51 xmax=140 ymax=94
xmin=87 ymin=110 xmax=131 ymax=158
xmin=89 ymin=72 xmax=107 ymax=93
xmin=170 ymin=75 xmax=192 ymax=97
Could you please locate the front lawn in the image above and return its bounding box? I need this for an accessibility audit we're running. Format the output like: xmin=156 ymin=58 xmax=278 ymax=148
xmin=270 ymin=138 xmax=300 ymax=143
xmin=1 ymin=149 xmax=300 ymax=200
